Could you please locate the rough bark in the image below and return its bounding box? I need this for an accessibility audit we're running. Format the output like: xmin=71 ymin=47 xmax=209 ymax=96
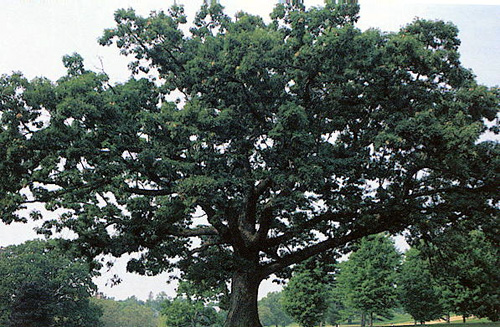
xmin=224 ymin=270 xmax=263 ymax=327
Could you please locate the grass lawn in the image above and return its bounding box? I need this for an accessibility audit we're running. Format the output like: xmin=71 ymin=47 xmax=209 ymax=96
xmin=283 ymin=316 xmax=499 ymax=327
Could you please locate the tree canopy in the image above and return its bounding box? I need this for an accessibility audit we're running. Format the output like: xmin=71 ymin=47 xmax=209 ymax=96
xmin=0 ymin=240 xmax=101 ymax=327
xmin=93 ymin=296 xmax=158 ymax=327
xmin=398 ymin=247 xmax=444 ymax=324
xmin=0 ymin=1 xmax=498 ymax=326
xmin=258 ymin=292 xmax=292 ymax=327
xmin=335 ymin=234 xmax=400 ymax=326
xmin=282 ymin=263 xmax=329 ymax=327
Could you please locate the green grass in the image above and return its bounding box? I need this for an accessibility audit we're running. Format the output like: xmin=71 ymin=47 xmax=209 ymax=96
xmin=428 ymin=323 xmax=499 ymax=327
xmin=347 ymin=318 xmax=497 ymax=327
xmin=283 ymin=317 xmax=499 ymax=327
xmin=372 ymin=312 xmax=414 ymax=326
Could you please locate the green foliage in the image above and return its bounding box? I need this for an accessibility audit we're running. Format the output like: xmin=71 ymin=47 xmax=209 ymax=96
xmin=158 ymin=280 xmax=226 ymax=327
xmin=419 ymin=230 xmax=500 ymax=322
xmin=62 ymin=53 xmax=86 ymax=76
xmin=398 ymin=247 xmax=444 ymax=323
xmin=336 ymin=234 xmax=401 ymax=325
xmin=258 ymin=292 xmax=293 ymax=327
xmin=282 ymin=264 xmax=329 ymax=327
xmin=93 ymin=296 xmax=158 ymax=327
xmin=7 ymin=281 xmax=56 ymax=327
xmin=0 ymin=240 xmax=101 ymax=327
xmin=325 ymin=291 xmax=349 ymax=327
xmin=146 ymin=291 xmax=171 ymax=317
xmin=1 ymin=1 xmax=498 ymax=325
xmin=161 ymin=297 xmax=223 ymax=327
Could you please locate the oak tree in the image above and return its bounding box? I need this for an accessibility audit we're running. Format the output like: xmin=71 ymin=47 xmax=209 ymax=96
xmin=0 ymin=1 xmax=498 ymax=326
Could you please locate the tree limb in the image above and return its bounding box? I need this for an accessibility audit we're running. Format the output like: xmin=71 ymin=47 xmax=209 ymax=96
xmin=259 ymin=222 xmax=388 ymax=278
xmin=169 ymin=226 xmax=219 ymax=237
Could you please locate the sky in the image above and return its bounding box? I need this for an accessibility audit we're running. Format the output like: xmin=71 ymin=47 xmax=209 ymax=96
xmin=0 ymin=0 xmax=499 ymax=301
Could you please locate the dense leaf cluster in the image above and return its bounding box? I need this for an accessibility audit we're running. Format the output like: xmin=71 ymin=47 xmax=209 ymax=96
xmin=93 ymin=296 xmax=159 ymax=327
xmin=0 ymin=240 xmax=101 ymax=327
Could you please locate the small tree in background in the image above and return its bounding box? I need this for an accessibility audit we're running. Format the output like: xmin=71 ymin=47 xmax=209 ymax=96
xmin=0 ymin=240 xmax=101 ymax=327
xmin=161 ymin=298 xmax=220 ymax=327
xmin=336 ymin=234 xmax=401 ymax=326
xmin=325 ymin=294 xmax=345 ymax=327
xmin=282 ymin=262 xmax=329 ymax=327
xmin=159 ymin=280 xmax=225 ymax=327
xmin=418 ymin=229 xmax=499 ymax=322
xmin=93 ymin=296 xmax=158 ymax=327
xmin=258 ymin=291 xmax=292 ymax=327
xmin=398 ymin=247 xmax=444 ymax=324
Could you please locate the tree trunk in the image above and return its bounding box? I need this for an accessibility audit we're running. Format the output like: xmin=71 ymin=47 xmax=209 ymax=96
xmin=224 ymin=270 xmax=262 ymax=327
xmin=370 ymin=312 xmax=373 ymax=327
xmin=361 ymin=313 xmax=366 ymax=327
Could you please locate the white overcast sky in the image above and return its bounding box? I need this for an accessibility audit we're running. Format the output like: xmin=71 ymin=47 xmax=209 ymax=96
xmin=1 ymin=0 xmax=499 ymax=300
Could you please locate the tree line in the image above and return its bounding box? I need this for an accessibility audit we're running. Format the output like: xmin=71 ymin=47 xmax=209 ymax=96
xmin=260 ymin=232 xmax=498 ymax=327
xmin=0 ymin=232 xmax=496 ymax=327
xmin=0 ymin=239 xmax=224 ymax=327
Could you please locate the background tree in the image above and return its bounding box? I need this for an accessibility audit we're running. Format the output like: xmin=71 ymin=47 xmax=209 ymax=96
xmin=398 ymin=247 xmax=444 ymax=324
xmin=417 ymin=229 xmax=499 ymax=322
xmin=157 ymin=279 xmax=225 ymax=327
xmin=146 ymin=292 xmax=171 ymax=318
xmin=325 ymin=285 xmax=350 ymax=327
xmin=336 ymin=234 xmax=401 ymax=326
xmin=8 ymin=281 xmax=55 ymax=327
xmin=281 ymin=263 xmax=329 ymax=327
xmin=161 ymin=298 xmax=221 ymax=327
xmin=258 ymin=291 xmax=292 ymax=327
xmin=0 ymin=1 xmax=498 ymax=326
xmin=0 ymin=240 xmax=101 ymax=327
xmin=93 ymin=296 xmax=158 ymax=327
